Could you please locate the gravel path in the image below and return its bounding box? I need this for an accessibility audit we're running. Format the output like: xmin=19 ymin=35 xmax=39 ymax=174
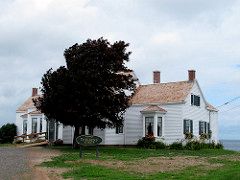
xmin=0 ymin=147 xmax=29 ymax=180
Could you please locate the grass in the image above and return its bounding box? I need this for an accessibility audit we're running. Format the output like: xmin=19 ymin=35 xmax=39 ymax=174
xmin=0 ymin=143 xmax=14 ymax=147
xmin=41 ymin=146 xmax=240 ymax=179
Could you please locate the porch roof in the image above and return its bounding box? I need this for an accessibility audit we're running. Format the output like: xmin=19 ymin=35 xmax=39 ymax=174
xmin=140 ymin=105 xmax=167 ymax=113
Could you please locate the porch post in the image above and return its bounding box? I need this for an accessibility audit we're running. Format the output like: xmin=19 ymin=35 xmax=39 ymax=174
xmin=142 ymin=115 xmax=145 ymax=137
xmin=154 ymin=114 xmax=158 ymax=137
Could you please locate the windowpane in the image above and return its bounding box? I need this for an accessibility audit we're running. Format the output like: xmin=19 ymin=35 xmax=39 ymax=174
xmin=184 ymin=119 xmax=193 ymax=134
xmin=23 ymin=120 xmax=27 ymax=134
xmin=116 ymin=125 xmax=123 ymax=134
xmin=40 ymin=118 xmax=42 ymax=133
xmin=145 ymin=117 xmax=154 ymax=136
xmin=157 ymin=117 xmax=162 ymax=136
xmin=32 ymin=118 xmax=37 ymax=133
xmin=191 ymin=95 xmax=200 ymax=106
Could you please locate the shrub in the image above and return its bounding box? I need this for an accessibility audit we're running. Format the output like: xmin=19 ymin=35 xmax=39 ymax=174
xmin=137 ymin=136 xmax=165 ymax=149
xmin=215 ymin=142 xmax=224 ymax=149
xmin=154 ymin=141 xmax=166 ymax=149
xmin=54 ymin=139 xmax=63 ymax=146
xmin=137 ymin=135 xmax=155 ymax=148
xmin=184 ymin=132 xmax=193 ymax=140
xmin=0 ymin=123 xmax=17 ymax=143
xmin=169 ymin=142 xmax=183 ymax=150
xmin=185 ymin=140 xmax=201 ymax=150
xmin=200 ymin=133 xmax=209 ymax=140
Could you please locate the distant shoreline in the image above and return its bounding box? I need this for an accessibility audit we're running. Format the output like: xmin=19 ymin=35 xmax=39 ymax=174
xmin=221 ymin=139 xmax=240 ymax=151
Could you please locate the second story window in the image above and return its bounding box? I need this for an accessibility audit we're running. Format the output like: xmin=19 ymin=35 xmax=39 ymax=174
xmin=191 ymin=94 xmax=200 ymax=106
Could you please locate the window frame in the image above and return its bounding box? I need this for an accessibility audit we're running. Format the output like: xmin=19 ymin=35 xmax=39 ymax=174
xmin=157 ymin=117 xmax=163 ymax=137
xmin=191 ymin=94 xmax=200 ymax=107
xmin=32 ymin=118 xmax=38 ymax=133
xmin=23 ymin=119 xmax=27 ymax=134
xmin=183 ymin=119 xmax=193 ymax=134
xmin=199 ymin=121 xmax=209 ymax=135
xmin=116 ymin=125 xmax=123 ymax=134
xmin=145 ymin=116 xmax=154 ymax=136
xmin=40 ymin=118 xmax=42 ymax=133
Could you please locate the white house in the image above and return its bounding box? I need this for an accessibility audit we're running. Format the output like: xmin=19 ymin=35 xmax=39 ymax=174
xmin=16 ymin=70 xmax=218 ymax=145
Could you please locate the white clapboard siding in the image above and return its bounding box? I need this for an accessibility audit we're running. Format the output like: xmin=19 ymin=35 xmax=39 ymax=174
xmin=161 ymin=104 xmax=184 ymax=144
xmin=183 ymin=81 xmax=211 ymax=138
xmin=16 ymin=112 xmax=24 ymax=136
xmin=62 ymin=125 xmax=74 ymax=144
xmin=104 ymin=128 xmax=124 ymax=145
xmin=210 ymin=111 xmax=218 ymax=142
xmin=93 ymin=128 xmax=105 ymax=145
xmin=124 ymin=105 xmax=144 ymax=145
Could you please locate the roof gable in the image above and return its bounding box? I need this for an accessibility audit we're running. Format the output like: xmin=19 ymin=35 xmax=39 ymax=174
xmin=16 ymin=95 xmax=40 ymax=112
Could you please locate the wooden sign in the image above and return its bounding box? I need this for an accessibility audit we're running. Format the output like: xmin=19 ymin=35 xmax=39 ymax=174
xmin=76 ymin=135 xmax=102 ymax=146
xmin=76 ymin=135 xmax=102 ymax=159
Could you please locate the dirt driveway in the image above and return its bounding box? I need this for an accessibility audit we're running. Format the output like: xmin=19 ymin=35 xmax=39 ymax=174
xmin=0 ymin=146 xmax=62 ymax=180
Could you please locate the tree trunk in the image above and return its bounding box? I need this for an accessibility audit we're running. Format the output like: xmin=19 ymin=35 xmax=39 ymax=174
xmin=73 ymin=124 xmax=80 ymax=149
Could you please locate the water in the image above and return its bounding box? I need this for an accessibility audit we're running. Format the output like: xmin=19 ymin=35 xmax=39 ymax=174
xmin=221 ymin=140 xmax=240 ymax=151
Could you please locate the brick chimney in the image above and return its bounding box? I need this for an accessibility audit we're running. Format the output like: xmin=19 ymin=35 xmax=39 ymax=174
xmin=32 ymin=88 xmax=38 ymax=97
xmin=188 ymin=70 xmax=196 ymax=81
xmin=153 ymin=71 xmax=160 ymax=83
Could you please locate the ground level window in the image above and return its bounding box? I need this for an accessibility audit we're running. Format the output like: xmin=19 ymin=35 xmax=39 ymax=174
xmin=23 ymin=120 xmax=27 ymax=134
xmin=88 ymin=127 xmax=94 ymax=135
xmin=32 ymin=118 xmax=37 ymax=133
xmin=183 ymin=119 xmax=193 ymax=134
xmin=199 ymin=121 xmax=209 ymax=134
xmin=157 ymin=117 xmax=162 ymax=137
xmin=145 ymin=117 xmax=154 ymax=136
xmin=116 ymin=125 xmax=123 ymax=134
xmin=40 ymin=118 xmax=42 ymax=133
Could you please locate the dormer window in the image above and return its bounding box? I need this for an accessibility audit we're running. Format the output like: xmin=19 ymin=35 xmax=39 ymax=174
xmin=191 ymin=94 xmax=200 ymax=106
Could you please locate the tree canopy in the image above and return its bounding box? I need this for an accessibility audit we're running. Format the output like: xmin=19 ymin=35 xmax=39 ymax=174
xmin=35 ymin=38 xmax=136 ymax=139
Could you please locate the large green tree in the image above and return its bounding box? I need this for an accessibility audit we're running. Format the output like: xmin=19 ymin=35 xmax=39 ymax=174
xmin=34 ymin=38 xmax=136 ymax=146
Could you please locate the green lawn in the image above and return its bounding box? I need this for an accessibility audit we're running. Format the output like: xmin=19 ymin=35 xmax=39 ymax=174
xmin=0 ymin=143 xmax=14 ymax=147
xmin=41 ymin=146 xmax=240 ymax=180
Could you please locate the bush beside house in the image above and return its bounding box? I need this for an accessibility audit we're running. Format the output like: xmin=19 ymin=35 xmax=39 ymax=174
xmin=0 ymin=123 xmax=17 ymax=143
xmin=137 ymin=136 xmax=223 ymax=150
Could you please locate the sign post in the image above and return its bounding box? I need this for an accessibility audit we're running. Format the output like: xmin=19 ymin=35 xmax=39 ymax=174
xmin=76 ymin=135 xmax=102 ymax=159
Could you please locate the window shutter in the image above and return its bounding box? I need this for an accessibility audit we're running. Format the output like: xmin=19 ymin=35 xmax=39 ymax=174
xmin=183 ymin=120 xmax=187 ymax=133
xmin=198 ymin=96 xmax=200 ymax=106
xmin=208 ymin=123 xmax=210 ymax=133
xmin=116 ymin=127 xmax=119 ymax=134
xmin=204 ymin=122 xmax=207 ymax=133
xmin=191 ymin=95 xmax=194 ymax=105
xmin=190 ymin=120 xmax=193 ymax=133
xmin=199 ymin=121 xmax=201 ymax=135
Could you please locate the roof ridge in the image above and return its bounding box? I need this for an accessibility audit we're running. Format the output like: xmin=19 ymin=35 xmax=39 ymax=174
xmin=140 ymin=80 xmax=193 ymax=87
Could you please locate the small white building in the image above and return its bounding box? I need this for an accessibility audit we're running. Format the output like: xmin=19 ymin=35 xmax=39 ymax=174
xmin=16 ymin=70 xmax=218 ymax=145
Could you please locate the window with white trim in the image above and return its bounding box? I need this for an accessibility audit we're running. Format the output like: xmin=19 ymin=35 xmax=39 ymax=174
xmin=145 ymin=117 xmax=154 ymax=136
xmin=183 ymin=119 xmax=193 ymax=134
xmin=157 ymin=117 xmax=162 ymax=137
xmin=40 ymin=118 xmax=42 ymax=133
xmin=23 ymin=120 xmax=27 ymax=134
xmin=32 ymin=118 xmax=37 ymax=133
xmin=199 ymin=121 xmax=209 ymax=134
xmin=191 ymin=94 xmax=200 ymax=106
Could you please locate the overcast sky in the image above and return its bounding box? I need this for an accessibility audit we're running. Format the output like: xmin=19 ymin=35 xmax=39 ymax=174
xmin=0 ymin=0 xmax=240 ymax=139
